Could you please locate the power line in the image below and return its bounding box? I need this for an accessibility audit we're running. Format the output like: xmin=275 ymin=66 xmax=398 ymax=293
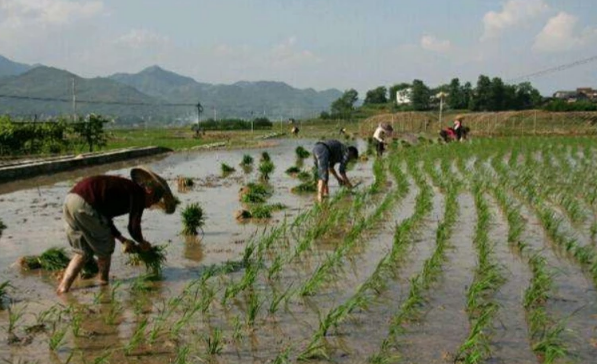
xmin=508 ymin=54 xmax=597 ymax=83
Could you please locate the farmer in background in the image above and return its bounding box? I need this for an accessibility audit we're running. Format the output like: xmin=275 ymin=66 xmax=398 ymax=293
xmin=57 ymin=167 xmax=177 ymax=294
xmin=440 ymin=115 xmax=468 ymax=143
xmin=372 ymin=123 xmax=394 ymax=156
xmin=312 ymin=140 xmax=359 ymax=203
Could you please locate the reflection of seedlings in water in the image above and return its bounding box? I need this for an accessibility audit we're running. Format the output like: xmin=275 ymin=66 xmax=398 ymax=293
xmin=259 ymin=160 xmax=275 ymax=181
xmin=126 ymin=245 xmax=168 ymax=278
xmin=221 ymin=163 xmax=236 ymax=176
xmin=239 ymin=183 xmax=272 ymax=203
xmin=291 ymin=181 xmax=317 ymax=194
xmin=204 ymin=327 xmax=223 ymax=355
xmin=130 ymin=275 xmax=154 ymax=293
xmin=241 ymin=154 xmax=254 ymax=166
xmin=181 ymin=203 xmax=206 ymax=236
xmin=124 ymin=317 xmax=148 ymax=356
xmin=295 ymin=146 xmax=310 ymax=159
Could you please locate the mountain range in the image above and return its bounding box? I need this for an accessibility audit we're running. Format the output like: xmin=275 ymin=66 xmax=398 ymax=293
xmin=0 ymin=55 xmax=342 ymax=125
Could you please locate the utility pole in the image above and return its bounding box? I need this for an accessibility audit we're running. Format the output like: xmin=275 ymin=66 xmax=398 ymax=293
xmin=196 ymin=102 xmax=203 ymax=123
xmin=436 ymin=91 xmax=448 ymax=129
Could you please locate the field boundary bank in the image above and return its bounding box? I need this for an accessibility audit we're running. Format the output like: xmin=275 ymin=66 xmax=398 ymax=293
xmin=0 ymin=146 xmax=172 ymax=184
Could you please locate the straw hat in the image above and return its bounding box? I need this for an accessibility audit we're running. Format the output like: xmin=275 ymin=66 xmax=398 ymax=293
xmin=131 ymin=166 xmax=178 ymax=214
xmin=454 ymin=114 xmax=465 ymax=121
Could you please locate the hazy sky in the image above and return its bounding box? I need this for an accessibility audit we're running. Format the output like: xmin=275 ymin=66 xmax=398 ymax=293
xmin=0 ymin=0 xmax=596 ymax=96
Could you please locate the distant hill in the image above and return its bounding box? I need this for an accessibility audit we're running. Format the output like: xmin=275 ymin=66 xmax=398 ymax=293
xmin=0 ymin=55 xmax=33 ymax=77
xmin=108 ymin=66 xmax=342 ymax=120
xmin=0 ymin=66 xmax=167 ymax=124
xmin=0 ymin=55 xmax=343 ymax=125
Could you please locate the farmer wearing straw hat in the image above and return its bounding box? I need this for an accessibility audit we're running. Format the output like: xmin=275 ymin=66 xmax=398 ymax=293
xmin=312 ymin=139 xmax=359 ymax=203
xmin=57 ymin=167 xmax=177 ymax=294
xmin=372 ymin=123 xmax=394 ymax=157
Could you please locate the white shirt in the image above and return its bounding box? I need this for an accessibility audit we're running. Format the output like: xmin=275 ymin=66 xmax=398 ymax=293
xmin=373 ymin=126 xmax=386 ymax=142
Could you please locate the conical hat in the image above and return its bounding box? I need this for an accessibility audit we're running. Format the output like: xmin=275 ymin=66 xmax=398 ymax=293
xmin=131 ymin=166 xmax=178 ymax=214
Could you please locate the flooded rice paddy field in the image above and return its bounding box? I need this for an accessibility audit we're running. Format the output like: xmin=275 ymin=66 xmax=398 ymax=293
xmin=2 ymin=136 xmax=597 ymax=363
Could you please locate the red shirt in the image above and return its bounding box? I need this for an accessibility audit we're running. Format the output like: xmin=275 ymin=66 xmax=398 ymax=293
xmin=70 ymin=175 xmax=146 ymax=242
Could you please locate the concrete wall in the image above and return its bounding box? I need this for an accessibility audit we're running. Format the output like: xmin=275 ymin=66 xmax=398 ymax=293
xmin=0 ymin=147 xmax=171 ymax=184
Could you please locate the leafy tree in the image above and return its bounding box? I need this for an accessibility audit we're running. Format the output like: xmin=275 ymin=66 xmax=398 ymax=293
xmin=331 ymin=89 xmax=359 ymax=119
xmin=515 ymin=82 xmax=542 ymax=109
xmin=73 ymin=114 xmax=111 ymax=152
xmin=389 ymin=83 xmax=411 ymax=104
xmin=471 ymin=75 xmax=492 ymax=111
xmin=411 ymin=79 xmax=431 ymax=111
xmin=447 ymin=78 xmax=466 ymax=109
xmin=489 ymin=77 xmax=506 ymax=111
xmin=364 ymin=86 xmax=388 ymax=105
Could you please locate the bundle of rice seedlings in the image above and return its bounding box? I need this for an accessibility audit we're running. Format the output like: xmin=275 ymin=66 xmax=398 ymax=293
xmin=177 ymin=176 xmax=194 ymax=191
xmin=0 ymin=218 xmax=6 ymax=235
xmin=295 ymin=146 xmax=310 ymax=159
xmin=259 ymin=160 xmax=275 ymax=181
xmin=239 ymin=182 xmax=272 ymax=203
xmin=291 ymin=181 xmax=317 ymax=194
xmin=0 ymin=281 xmax=12 ymax=301
xmin=285 ymin=166 xmax=301 ymax=175
xmin=221 ymin=163 xmax=236 ymax=175
xmin=126 ymin=244 xmax=167 ymax=278
xmin=235 ymin=203 xmax=286 ymax=221
xmin=181 ymin=203 xmax=206 ymax=235
xmin=297 ymin=170 xmax=312 ymax=182
xmin=240 ymin=154 xmax=254 ymax=166
xmin=260 ymin=151 xmax=271 ymax=162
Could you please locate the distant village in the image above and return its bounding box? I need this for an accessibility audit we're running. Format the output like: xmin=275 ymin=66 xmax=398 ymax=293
xmin=552 ymin=88 xmax=597 ymax=103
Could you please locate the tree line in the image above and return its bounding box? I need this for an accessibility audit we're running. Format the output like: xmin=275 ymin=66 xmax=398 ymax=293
xmin=325 ymin=74 xmax=594 ymax=120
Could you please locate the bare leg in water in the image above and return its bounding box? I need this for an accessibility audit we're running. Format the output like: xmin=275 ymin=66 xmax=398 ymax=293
xmin=97 ymin=256 xmax=111 ymax=286
xmin=56 ymin=253 xmax=86 ymax=294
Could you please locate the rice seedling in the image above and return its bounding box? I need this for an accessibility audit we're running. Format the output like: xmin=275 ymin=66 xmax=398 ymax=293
xmin=241 ymin=154 xmax=254 ymax=166
xmin=285 ymin=166 xmax=301 ymax=175
xmin=259 ymin=160 xmax=275 ymax=181
xmin=126 ymin=244 xmax=168 ymax=277
xmin=124 ymin=317 xmax=148 ymax=355
xmin=181 ymin=203 xmax=206 ymax=235
xmin=295 ymin=146 xmax=310 ymax=159
xmin=268 ymin=284 xmax=293 ymax=315
xmin=239 ymin=182 xmax=272 ymax=203
xmin=174 ymin=345 xmax=191 ymax=364
xmin=260 ymin=151 xmax=271 ymax=162
xmin=273 ymin=346 xmax=293 ymax=364
xmin=48 ymin=321 xmax=68 ymax=351
xmin=204 ymin=327 xmax=224 ymax=355
xmin=232 ymin=315 xmax=243 ymax=342
xmin=246 ymin=291 xmax=262 ymax=326
xmin=221 ymin=162 xmax=236 ymax=175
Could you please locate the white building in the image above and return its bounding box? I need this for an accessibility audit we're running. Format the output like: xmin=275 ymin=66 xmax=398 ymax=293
xmin=396 ymin=88 xmax=412 ymax=105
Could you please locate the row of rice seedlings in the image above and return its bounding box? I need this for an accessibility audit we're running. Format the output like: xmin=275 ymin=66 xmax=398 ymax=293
xmin=486 ymin=163 xmax=566 ymax=363
xmin=297 ymin=158 xmax=396 ymax=296
xmin=454 ymin=182 xmax=505 ymax=363
xmin=368 ymin=155 xmax=458 ymax=363
xmin=298 ymin=154 xmax=432 ymax=360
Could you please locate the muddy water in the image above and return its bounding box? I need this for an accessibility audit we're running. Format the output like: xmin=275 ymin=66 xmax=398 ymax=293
xmin=519 ymin=203 xmax=597 ymax=363
xmin=0 ymin=138 xmax=374 ymax=363
xmin=395 ymin=192 xmax=476 ymax=364
xmin=486 ymin=195 xmax=536 ymax=364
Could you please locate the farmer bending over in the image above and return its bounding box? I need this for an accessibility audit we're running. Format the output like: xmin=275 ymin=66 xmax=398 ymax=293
xmin=312 ymin=139 xmax=358 ymax=203
xmin=57 ymin=167 xmax=177 ymax=294
xmin=372 ymin=123 xmax=394 ymax=157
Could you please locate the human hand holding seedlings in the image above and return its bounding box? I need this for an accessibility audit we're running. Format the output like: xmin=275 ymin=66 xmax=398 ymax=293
xmin=139 ymin=240 xmax=152 ymax=252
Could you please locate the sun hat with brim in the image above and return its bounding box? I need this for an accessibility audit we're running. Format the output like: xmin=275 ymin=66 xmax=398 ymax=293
xmin=131 ymin=166 xmax=178 ymax=214
xmin=455 ymin=115 xmax=465 ymax=121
